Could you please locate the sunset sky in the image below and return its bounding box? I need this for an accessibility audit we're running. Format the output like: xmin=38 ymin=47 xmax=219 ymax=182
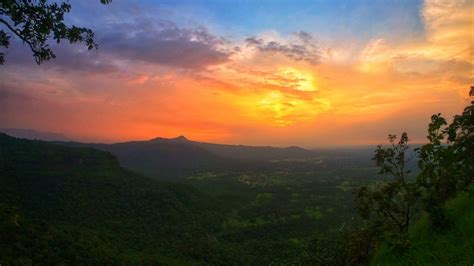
xmin=0 ymin=0 xmax=472 ymax=147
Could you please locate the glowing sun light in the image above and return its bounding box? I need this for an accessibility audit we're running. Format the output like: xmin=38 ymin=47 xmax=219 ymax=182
xmin=277 ymin=68 xmax=317 ymax=92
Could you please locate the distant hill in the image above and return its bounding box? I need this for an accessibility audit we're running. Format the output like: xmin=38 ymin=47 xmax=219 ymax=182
xmin=78 ymin=136 xmax=232 ymax=178
xmin=0 ymin=128 xmax=71 ymax=141
xmin=0 ymin=133 xmax=238 ymax=264
xmin=56 ymin=135 xmax=319 ymax=179
xmin=194 ymin=141 xmax=316 ymax=161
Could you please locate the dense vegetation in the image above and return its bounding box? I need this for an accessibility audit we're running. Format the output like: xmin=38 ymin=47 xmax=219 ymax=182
xmin=0 ymin=133 xmax=237 ymax=264
xmin=0 ymin=89 xmax=471 ymax=265
xmin=339 ymin=90 xmax=472 ymax=265
xmin=372 ymin=185 xmax=474 ymax=265
xmin=0 ymin=133 xmax=381 ymax=265
xmin=277 ymin=89 xmax=473 ymax=265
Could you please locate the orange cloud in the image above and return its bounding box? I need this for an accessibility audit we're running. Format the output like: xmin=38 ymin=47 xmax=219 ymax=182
xmin=0 ymin=0 xmax=471 ymax=147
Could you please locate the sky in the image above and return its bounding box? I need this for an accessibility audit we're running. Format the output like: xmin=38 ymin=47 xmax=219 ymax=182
xmin=0 ymin=0 xmax=472 ymax=147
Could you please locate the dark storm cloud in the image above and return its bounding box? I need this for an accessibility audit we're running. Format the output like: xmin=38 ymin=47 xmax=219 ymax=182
xmin=47 ymin=45 xmax=119 ymax=74
xmin=2 ymin=17 xmax=231 ymax=72
xmin=1 ymin=38 xmax=117 ymax=74
xmin=99 ymin=21 xmax=231 ymax=69
xmin=245 ymin=32 xmax=320 ymax=64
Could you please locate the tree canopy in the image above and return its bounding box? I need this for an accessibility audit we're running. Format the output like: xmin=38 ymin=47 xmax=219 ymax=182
xmin=0 ymin=0 xmax=111 ymax=64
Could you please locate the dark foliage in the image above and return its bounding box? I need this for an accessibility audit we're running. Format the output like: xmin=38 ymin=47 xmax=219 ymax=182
xmin=0 ymin=133 xmax=369 ymax=265
xmin=0 ymin=133 xmax=240 ymax=265
xmin=355 ymin=133 xmax=420 ymax=234
xmin=347 ymin=87 xmax=473 ymax=263
xmin=0 ymin=0 xmax=110 ymax=64
xmin=416 ymin=87 xmax=473 ymax=229
xmin=293 ymin=224 xmax=378 ymax=265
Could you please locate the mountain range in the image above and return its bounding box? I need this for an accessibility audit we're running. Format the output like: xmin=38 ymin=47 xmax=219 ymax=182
xmin=0 ymin=129 xmax=318 ymax=179
xmin=57 ymin=135 xmax=319 ymax=179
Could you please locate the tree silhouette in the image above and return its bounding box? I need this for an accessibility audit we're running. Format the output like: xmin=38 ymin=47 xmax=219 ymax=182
xmin=355 ymin=133 xmax=420 ymax=234
xmin=0 ymin=0 xmax=111 ymax=64
xmin=416 ymin=87 xmax=474 ymax=228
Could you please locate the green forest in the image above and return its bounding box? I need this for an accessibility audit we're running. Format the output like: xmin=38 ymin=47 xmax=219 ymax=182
xmin=1 ymin=92 xmax=472 ymax=265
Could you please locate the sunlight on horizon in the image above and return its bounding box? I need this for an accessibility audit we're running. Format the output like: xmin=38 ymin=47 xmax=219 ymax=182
xmin=0 ymin=0 xmax=472 ymax=146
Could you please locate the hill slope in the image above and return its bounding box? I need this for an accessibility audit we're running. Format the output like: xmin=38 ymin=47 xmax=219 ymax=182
xmin=194 ymin=141 xmax=316 ymax=161
xmin=371 ymin=186 xmax=474 ymax=265
xmin=0 ymin=133 xmax=238 ymax=265
xmin=76 ymin=136 xmax=232 ymax=178
xmin=0 ymin=128 xmax=71 ymax=141
xmin=56 ymin=135 xmax=318 ymax=179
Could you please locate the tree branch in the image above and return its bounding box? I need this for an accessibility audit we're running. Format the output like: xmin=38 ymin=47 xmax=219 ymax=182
xmin=0 ymin=18 xmax=40 ymax=64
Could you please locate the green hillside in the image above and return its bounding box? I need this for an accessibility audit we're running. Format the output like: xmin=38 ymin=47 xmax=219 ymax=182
xmin=0 ymin=133 xmax=372 ymax=265
xmin=371 ymin=186 xmax=474 ymax=265
xmin=0 ymin=133 xmax=239 ymax=265
xmin=3 ymin=130 xmax=470 ymax=265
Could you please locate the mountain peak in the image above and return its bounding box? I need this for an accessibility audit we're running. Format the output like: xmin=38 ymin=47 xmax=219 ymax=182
xmin=172 ymin=135 xmax=189 ymax=141
xmin=150 ymin=135 xmax=189 ymax=142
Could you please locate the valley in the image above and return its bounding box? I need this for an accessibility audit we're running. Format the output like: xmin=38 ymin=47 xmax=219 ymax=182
xmin=0 ymin=133 xmax=381 ymax=264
